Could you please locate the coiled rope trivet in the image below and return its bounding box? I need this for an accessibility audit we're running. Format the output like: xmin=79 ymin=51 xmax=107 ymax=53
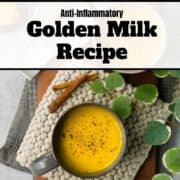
xmin=16 ymin=70 xmax=179 ymax=180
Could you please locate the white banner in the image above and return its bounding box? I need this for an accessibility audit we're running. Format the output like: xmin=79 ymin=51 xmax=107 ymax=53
xmin=0 ymin=2 xmax=179 ymax=68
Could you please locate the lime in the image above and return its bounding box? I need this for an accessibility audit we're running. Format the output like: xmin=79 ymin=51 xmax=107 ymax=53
xmin=163 ymin=148 xmax=180 ymax=174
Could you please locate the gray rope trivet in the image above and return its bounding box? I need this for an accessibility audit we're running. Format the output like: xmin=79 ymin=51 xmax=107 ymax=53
xmin=17 ymin=70 xmax=177 ymax=180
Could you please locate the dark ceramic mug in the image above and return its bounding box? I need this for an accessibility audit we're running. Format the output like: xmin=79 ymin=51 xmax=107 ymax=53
xmin=29 ymin=103 xmax=126 ymax=178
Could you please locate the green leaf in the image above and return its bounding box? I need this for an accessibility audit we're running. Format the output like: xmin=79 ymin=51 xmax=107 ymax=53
xmin=134 ymin=84 xmax=158 ymax=104
xmin=90 ymin=79 xmax=106 ymax=94
xmin=105 ymin=72 xmax=125 ymax=90
xmin=144 ymin=121 xmax=171 ymax=145
xmin=163 ymin=148 xmax=180 ymax=174
xmin=168 ymin=103 xmax=175 ymax=113
xmin=169 ymin=70 xmax=180 ymax=78
xmin=169 ymin=99 xmax=180 ymax=122
xmin=112 ymin=95 xmax=132 ymax=119
xmin=153 ymin=70 xmax=170 ymax=78
xmin=173 ymin=100 xmax=180 ymax=122
xmin=152 ymin=173 xmax=172 ymax=180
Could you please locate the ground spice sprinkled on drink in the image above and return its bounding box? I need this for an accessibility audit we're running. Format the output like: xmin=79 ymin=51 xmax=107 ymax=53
xmin=58 ymin=104 xmax=123 ymax=174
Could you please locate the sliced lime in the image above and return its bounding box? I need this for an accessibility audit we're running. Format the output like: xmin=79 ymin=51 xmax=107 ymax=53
xmin=105 ymin=72 xmax=125 ymax=90
xmin=163 ymin=148 xmax=180 ymax=174
xmin=153 ymin=70 xmax=170 ymax=78
xmin=112 ymin=95 xmax=132 ymax=119
xmin=90 ymin=79 xmax=106 ymax=94
xmin=134 ymin=84 xmax=158 ymax=104
xmin=144 ymin=121 xmax=171 ymax=145
xmin=152 ymin=173 xmax=172 ymax=180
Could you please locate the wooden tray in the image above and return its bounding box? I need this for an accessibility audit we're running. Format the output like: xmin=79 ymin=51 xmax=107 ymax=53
xmin=35 ymin=70 xmax=157 ymax=180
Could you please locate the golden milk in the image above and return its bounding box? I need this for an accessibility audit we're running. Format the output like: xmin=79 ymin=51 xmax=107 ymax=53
xmin=58 ymin=104 xmax=124 ymax=175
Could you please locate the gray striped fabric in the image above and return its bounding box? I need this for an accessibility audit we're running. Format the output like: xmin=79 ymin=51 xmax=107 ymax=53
xmin=0 ymin=79 xmax=37 ymax=172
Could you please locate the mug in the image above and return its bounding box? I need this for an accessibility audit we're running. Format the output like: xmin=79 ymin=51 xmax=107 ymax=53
xmin=29 ymin=103 xmax=126 ymax=178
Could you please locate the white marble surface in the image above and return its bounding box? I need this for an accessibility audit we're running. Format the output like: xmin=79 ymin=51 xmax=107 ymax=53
xmin=0 ymin=71 xmax=32 ymax=180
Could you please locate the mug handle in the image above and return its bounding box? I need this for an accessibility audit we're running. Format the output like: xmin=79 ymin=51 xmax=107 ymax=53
xmin=29 ymin=153 xmax=59 ymax=176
